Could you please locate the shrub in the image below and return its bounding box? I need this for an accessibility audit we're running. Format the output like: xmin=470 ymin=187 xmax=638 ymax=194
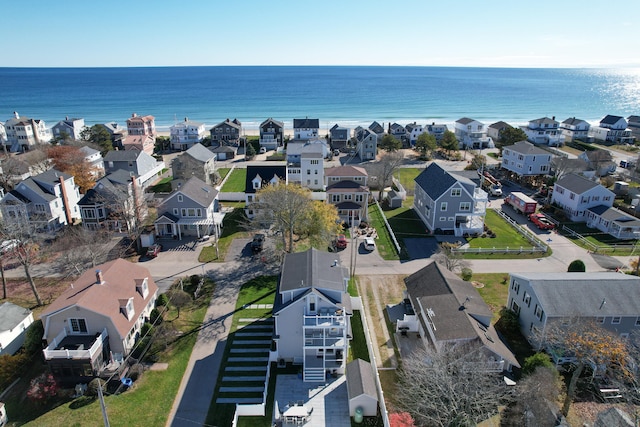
xmin=128 ymin=363 xmax=145 ymax=381
xmin=0 ymin=353 xmax=29 ymax=389
xmin=523 ymin=352 xmax=554 ymax=375
xmin=86 ymin=378 xmax=106 ymax=397
xmin=156 ymin=293 xmax=169 ymax=307
xmin=27 ymin=373 xmax=59 ymax=403
xmin=568 ymin=259 xmax=586 ymax=272
xmin=496 ymin=307 xmax=520 ymax=331
xmin=150 ymin=308 xmax=163 ymax=324
xmin=140 ymin=322 xmax=154 ymax=338
xmin=461 ymin=268 xmax=473 ymax=281
xmin=23 ymin=319 xmax=44 ymax=356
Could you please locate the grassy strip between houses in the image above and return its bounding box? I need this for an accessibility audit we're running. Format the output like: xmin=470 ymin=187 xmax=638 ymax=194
xmin=560 ymin=221 xmax=639 ymax=255
xmin=463 ymin=210 xmax=551 ymax=259
xmin=368 ymin=203 xmax=400 ymax=260
xmin=20 ymin=279 xmax=215 ymax=427
xmin=199 ymin=207 xmax=247 ymax=262
xmin=221 ymin=168 xmax=247 ymax=192
xmin=206 ymin=276 xmax=277 ymax=427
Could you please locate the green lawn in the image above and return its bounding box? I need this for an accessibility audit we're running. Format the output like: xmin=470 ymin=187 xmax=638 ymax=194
xmin=199 ymin=208 xmax=248 ymax=262
xmin=464 ymin=210 xmax=550 ymax=259
xmin=560 ymin=222 xmax=639 ymax=255
xmin=221 ymin=168 xmax=247 ymax=192
xmin=368 ymin=203 xmax=400 ymax=260
xmin=149 ymin=177 xmax=172 ymax=193
xmin=218 ymin=167 xmax=231 ymax=181
xmin=20 ymin=280 xmax=215 ymax=427
xmin=395 ymin=168 xmax=422 ymax=193
xmin=349 ymin=311 xmax=370 ymax=363
xmin=468 ymin=272 xmax=511 ymax=322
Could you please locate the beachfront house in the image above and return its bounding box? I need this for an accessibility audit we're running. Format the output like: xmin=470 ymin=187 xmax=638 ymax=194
xmin=401 ymin=262 xmax=519 ymax=372
xmin=354 ymin=127 xmax=377 ymax=160
xmin=40 ymin=259 xmax=158 ymax=385
xmin=551 ymin=173 xmax=615 ymax=222
xmin=368 ymin=121 xmax=385 ymax=141
xmin=405 ymin=122 xmax=425 ymax=147
xmin=123 ymin=113 xmax=156 ymax=155
xmin=4 ymin=112 xmax=53 ymax=152
xmin=501 ymin=141 xmax=553 ymax=177
xmin=259 ymin=118 xmax=285 ymax=151
xmin=560 ymin=117 xmax=590 ymax=142
xmin=413 ymin=162 xmax=487 ymax=236
xmin=0 ymin=302 xmax=34 ymax=356
xmin=171 ymin=143 xmax=217 ymax=186
xmin=507 ymin=272 xmax=640 ymax=357
xmin=154 ymin=176 xmax=224 ymax=240
xmin=487 ymin=121 xmax=513 ymax=142
xmin=103 ymin=149 xmax=165 ymax=189
xmin=589 ymin=115 xmax=635 ymax=145
xmin=325 ymin=165 xmax=369 ymax=225
xmin=586 ymin=205 xmax=640 ymax=240
xmin=169 ymin=117 xmax=206 ymax=151
xmin=628 ymin=115 xmax=640 ymax=141
xmin=272 ymin=248 xmax=352 ymax=382
xmin=0 ymin=168 xmax=81 ymax=231
xmin=52 ymin=117 xmax=86 ymax=142
xmin=454 ymin=118 xmax=494 ymax=149
xmin=78 ymin=169 xmax=144 ymax=233
xmin=521 ymin=117 xmax=563 ymax=146
xmin=426 ymin=122 xmax=449 ymax=142
xmin=210 ymin=118 xmax=242 ymax=146
xmin=388 ymin=123 xmax=408 ymax=146
xmin=329 ymin=124 xmax=350 ymax=151
xmin=244 ymin=165 xmax=288 ymax=219
xmin=293 ymin=118 xmax=319 ymax=140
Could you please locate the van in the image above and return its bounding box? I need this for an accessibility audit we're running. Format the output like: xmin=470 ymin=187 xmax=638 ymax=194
xmin=363 ymin=237 xmax=376 ymax=252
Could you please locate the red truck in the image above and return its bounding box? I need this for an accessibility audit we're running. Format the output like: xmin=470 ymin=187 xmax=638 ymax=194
xmin=504 ymin=192 xmax=537 ymax=215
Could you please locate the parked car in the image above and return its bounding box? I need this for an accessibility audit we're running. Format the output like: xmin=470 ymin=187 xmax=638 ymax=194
xmin=259 ymin=147 xmax=267 ymax=154
xmin=146 ymin=243 xmax=162 ymax=258
xmin=335 ymin=234 xmax=347 ymax=249
xmin=333 ymin=149 xmax=340 ymax=156
xmin=363 ymin=237 xmax=376 ymax=251
xmin=251 ymin=233 xmax=265 ymax=252
xmin=529 ymin=213 xmax=555 ymax=230
xmin=0 ymin=239 xmax=19 ymax=254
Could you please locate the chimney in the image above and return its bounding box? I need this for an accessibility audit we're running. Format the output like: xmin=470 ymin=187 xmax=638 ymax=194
xmin=96 ymin=270 xmax=104 ymax=284
xmin=132 ymin=113 xmax=137 ymax=118
xmin=13 ymin=111 xmax=19 ymax=119
xmin=131 ymin=174 xmax=141 ymax=225
xmin=552 ymin=116 xmax=555 ymax=121
xmin=30 ymin=119 xmax=41 ymax=144
xmin=59 ymin=175 xmax=73 ymax=225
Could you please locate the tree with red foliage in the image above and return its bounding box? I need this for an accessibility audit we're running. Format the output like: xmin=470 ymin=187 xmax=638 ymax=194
xmin=27 ymin=373 xmax=58 ymax=403
xmin=47 ymin=145 xmax=97 ymax=193
xmin=389 ymin=412 xmax=415 ymax=427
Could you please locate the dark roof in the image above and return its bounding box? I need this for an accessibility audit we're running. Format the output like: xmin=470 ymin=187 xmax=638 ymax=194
xmin=293 ymin=118 xmax=319 ymax=129
xmin=330 ymin=126 xmax=349 ymax=140
xmin=488 ymin=121 xmax=512 ymax=130
xmin=511 ymin=272 xmax=640 ymax=317
xmin=104 ymin=150 xmax=142 ymax=162
xmin=456 ymin=117 xmax=475 ymax=125
xmin=346 ymin=359 xmax=377 ymax=400
xmin=368 ymin=121 xmax=384 ymax=134
xmin=555 ymin=173 xmax=602 ymax=194
xmin=279 ymin=248 xmax=348 ymax=293
xmin=211 ymin=146 xmax=235 ymax=153
xmin=414 ymin=163 xmax=475 ymax=200
xmin=260 ymin=118 xmax=284 ymax=128
xmin=587 ymin=206 xmax=640 ymax=226
xmin=562 ymin=117 xmax=588 ymax=125
xmin=244 ymin=165 xmax=287 ymax=193
xmin=336 ymin=201 xmax=363 ymax=210
xmin=170 ymin=176 xmax=218 ymax=207
xmin=33 ymin=168 xmax=72 ymax=186
xmin=601 ymin=115 xmax=624 ymax=125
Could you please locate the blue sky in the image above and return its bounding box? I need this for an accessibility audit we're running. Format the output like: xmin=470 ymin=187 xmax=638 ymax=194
xmin=2 ymin=0 xmax=639 ymax=68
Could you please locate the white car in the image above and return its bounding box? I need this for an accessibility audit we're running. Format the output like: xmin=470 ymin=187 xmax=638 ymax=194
xmin=363 ymin=237 xmax=376 ymax=252
xmin=259 ymin=147 xmax=267 ymax=154
xmin=0 ymin=239 xmax=19 ymax=254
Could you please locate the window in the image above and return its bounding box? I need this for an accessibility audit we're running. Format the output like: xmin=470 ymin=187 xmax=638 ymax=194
xmin=534 ymin=305 xmax=544 ymax=321
xmin=511 ymin=280 xmax=520 ymax=294
xmin=636 ymin=317 xmax=640 ymax=326
xmin=569 ymin=193 xmax=575 ymax=200
xmin=612 ymin=317 xmax=621 ymax=325
xmin=459 ymin=202 xmax=471 ymax=212
xmin=177 ymin=195 xmax=183 ymax=202
xmin=173 ymin=208 xmax=178 ymax=215
xmin=355 ymin=194 xmax=363 ymax=202
xmin=69 ymin=318 xmax=88 ymax=334
xmin=307 ymin=170 xmax=311 ymax=175
xmin=439 ymin=217 xmax=446 ymax=221
xmin=345 ymin=194 xmax=352 ymax=201
xmin=523 ymin=292 xmax=531 ymax=307
xmin=440 ymin=202 xmax=448 ymax=211
xmin=451 ymin=189 xmax=461 ymax=197
xmin=331 ymin=194 xmax=340 ymax=203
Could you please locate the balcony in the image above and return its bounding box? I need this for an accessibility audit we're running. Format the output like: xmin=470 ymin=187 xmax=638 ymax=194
xmin=303 ymin=312 xmax=345 ymax=327
xmin=43 ymin=328 xmax=108 ymax=361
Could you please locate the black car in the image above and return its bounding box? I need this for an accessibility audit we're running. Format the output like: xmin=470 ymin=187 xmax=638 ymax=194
xmin=251 ymin=234 xmax=265 ymax=252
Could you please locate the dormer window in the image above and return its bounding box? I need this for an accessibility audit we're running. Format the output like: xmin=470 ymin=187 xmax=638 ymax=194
xmin=120 ymin=298 xmax=135 ymax=320
xmin=136 ymin=278 xmax=149 ymax=299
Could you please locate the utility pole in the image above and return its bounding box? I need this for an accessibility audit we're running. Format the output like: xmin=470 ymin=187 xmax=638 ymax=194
xmin=98 ymin=380 xmax=110 ymax=427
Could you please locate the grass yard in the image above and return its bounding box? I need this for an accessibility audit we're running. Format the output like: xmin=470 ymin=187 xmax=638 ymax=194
xmin=394 ymin=168 xmax=422 ymax=193
xmin=467 ymin=272 xmax=511 ymax=322
xmin=464 ymin=210 xmax=550 ymax=259
xmin=149 ymin=177 xmax=172 ymax=193
xmin=349 ymin=311 xmax=370 ymax=363
xmin=221 ymin=168 xmax=247 ymax=192
xmin=218 ymin=167 xmax=231 ymax=181
xmin=560 ymin=222 xmax=639 ymax=255
xmin=199 ymin=208 xmax=247 ymax=262
xmin=20 ymin=279 xmax=215 ymax=427
xmin=368 ymin=203 xmax=400 ymax=260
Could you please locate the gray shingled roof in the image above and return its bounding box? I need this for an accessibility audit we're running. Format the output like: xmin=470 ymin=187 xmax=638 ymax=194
xmin=279 ymin=248 xmax=347 ymax=293
xmin=0 ymin=302 xmax=31 ymax=331
xmin=185 ymin=143 xmax=216 ymax=163
xmin=325 ymin=165 xmax=367 ymax=177
xmin=456 ymin=117 xmax=475 ymax=125
xmin=171 ymin=176 xmax=218 ymax=207
xmin=530 ymin=117 xmax=558 ymax=126
xmin=601 ymin=115 xmax=624 ymax=125
xmin=293 ymin=118 xmax=319 ymax=129
xmin=346 ymin=359 xmax=377 ymax=400
xmin=511 ymin=272 xmax=640 ymax=317
xmin=33 ymin=169 xmax=72 ymax=186
xmin=555 ymin=173 xmax=602 ymax=194
xmin=505 ymin=141 xmax=550 ymax=155
xmin=488 ymin=121 xmax=512 ymax=130
xmin=104 ymin=150 xmax=142 ymax=162
xmin=414 ymin=163 xmax=475 ymax=200
xmin=260 ymin=118 xmax=284 ymax=128
xmin=562 ymin=117 xmax=588 ymax=126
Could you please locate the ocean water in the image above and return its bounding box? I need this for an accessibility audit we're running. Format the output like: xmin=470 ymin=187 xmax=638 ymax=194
xmin=0 ymin=66 xmax=639 ymax=132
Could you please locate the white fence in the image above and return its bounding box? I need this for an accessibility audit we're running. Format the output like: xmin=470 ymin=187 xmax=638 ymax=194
xmin=374 ymin=200 xmax=401 ymax=256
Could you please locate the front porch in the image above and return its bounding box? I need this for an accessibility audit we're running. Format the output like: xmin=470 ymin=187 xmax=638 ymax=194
xmin=154 ymin=212 xmax=225 ymax=240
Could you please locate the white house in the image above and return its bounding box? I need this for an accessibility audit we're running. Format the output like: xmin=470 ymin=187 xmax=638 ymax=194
xmin=0 ymin=168 xmax=81 ymax=230
xmin=560 ymin=117 xmax=590 ymax=142
xmin=521 ymin=117 xmax=563 ymax=146
xmin=169 ymin=117 xmax=206 ymax=151
xmin=293 ymin=118 xmax=319 ymax=140
xmin=454 ymin=118 xmax=494 ymax=149
xmin=507 ymin=272 xmax=640 ymax=356
xmin=426 ymin=122 xmax=448 ymax=142
xmin=272 ymin=248 xmax=351 ymax=382
xmin=487 ymin=121 xmax=512 ymax=142
xmin=290 ymin=152 xmax=324 ymax=191
xmin=40 ymin=259 xmax=158 ymax=385
xmin=551 ymin=173 xmax=615 ymax=222
xmin=413 ymin=163 xmax=487 ymax=236
xmin=4 ymin=112 xmax=53 ymax=152
xmin=586 ymin=205 xmax=640 ymax=240
xmin=0 ymin=302 xmax=34 ymax=356
xmin=589 ymin=115 xmax=635 ymax=144
xmin=405 ymin=122 xmax=425 ymax=146
xmin=501 ymin=141 xmax=553 ymax=176
xmin=80 ymin=145 xmax=105 ymax=177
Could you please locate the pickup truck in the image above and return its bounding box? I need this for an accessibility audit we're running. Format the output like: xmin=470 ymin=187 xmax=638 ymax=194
xmin=529 ymin=213 xmax=555 ymax=230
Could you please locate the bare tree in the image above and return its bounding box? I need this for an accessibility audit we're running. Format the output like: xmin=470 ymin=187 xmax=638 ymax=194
xmin=396 ymin=345 xmax=510 ymax=427
xmin=434 ymin=242 xmax=469 ymax=273
xmin=501 ymin=367 xmax=563 ymax=427
xmin=550 ymin=156 xmax=588 ymax=180
xmin=168 ymin=289 xmax=192 ymax=319
xmin=586 ymin=149 xmax=615 ymax=176
xmin=50 ymin=227 xmax=116 ymax=277
xmin=372 ymin=151 xmax=404 ymax=201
